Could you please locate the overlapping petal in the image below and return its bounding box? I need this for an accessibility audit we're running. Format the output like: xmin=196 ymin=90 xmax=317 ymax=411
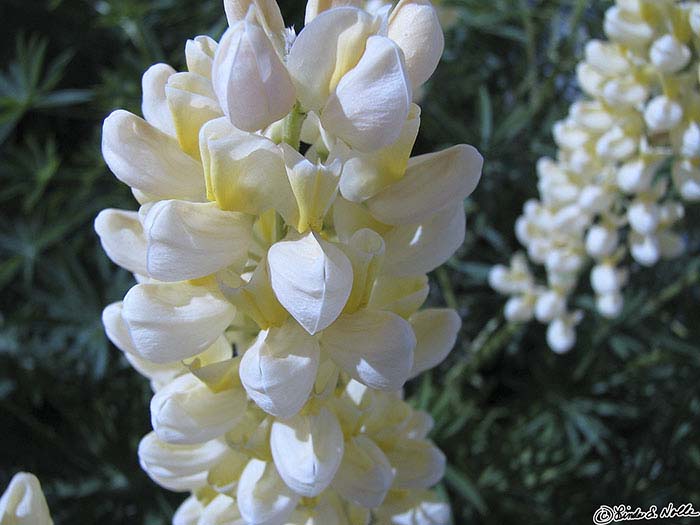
xmin=102 ymin=110 xmax=206 ymax=202
xmin=239 ymin=319 xmax=320 ymax=418
xmin=142 ymin=199 xmax=254 ymax=281
xmin=268 ymin=232 xmax=353 ymax=335
xmin=321 ymin=35 xmax=412 ymax=152
xmin=321 ymin=308 xmax=415 ymax=390
xmin=270 ymin=407 xmax=344 ymax=497
xmin=121 ymin=281 xmax=235 ymax=363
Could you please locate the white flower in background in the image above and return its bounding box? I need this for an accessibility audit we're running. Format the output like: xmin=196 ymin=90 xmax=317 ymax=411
xmin=97 ymin=0 xmax=481 ymax=522
xmin=490 ymin=0 xmax=697 ymax=353
xmin=0 ymin=473 xmax=53 ymax=525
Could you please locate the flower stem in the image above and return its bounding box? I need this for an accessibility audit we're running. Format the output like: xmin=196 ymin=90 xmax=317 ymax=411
xmin=283 ymin=102 xmax=306 ymax=151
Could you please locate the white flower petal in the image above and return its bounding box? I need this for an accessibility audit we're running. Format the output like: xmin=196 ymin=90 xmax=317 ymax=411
xmin=388 ymin=0 xmax=444 ymax=89
xmin=288 ymin=7 xmax=375 ymax=112
xmin=103 ymin=302 xmax=186 ymax=389
xmin=332 ymin=196 xmax=391 ymax=243
xmin=224 ymin=0 xmax=286 ymax=43
xmin=165 ymin=72 xmax=223 ymax=159
xmin=142 ymin=199 xmax=254 ymax=282
xmin=94 ymin=208 xmax=148 ymax=276
xmin=239 ymin=320 xmax=320 ymax=418
xmin=338 ymin=104 xmax=421 ymax=203
xmin=387 ymin=494 xmax=452 ymax=525
xmin=142 ymin=63 xmax=177 ymax=136
xmin=206 ymin=449 xmax=250 ymax=494
xmin=341 ymin=228 xmax=386 ymax=315
xmin=0 ymin=473 xmax=53 ymax=525
xmin=368 ymin=274 xmax=429 ymax=318
xmin=321 ymin=309 xmax=415 ymax=391
xmin=268 ymin=232 xmax=353 ymax=335
xmin=173 ymin=495 xmax=203 ymax=525
xmin=150 ymin=373 xmax=247 ymax=444
xmin=304 ymin=0 xmax=362 ymax=24
xmin=200 ymin=118 xmax=297 ymax=222
xmin=331 ymin=435 xmax=394 ymax=508
xmin=102 ymin=302 xmax=137 ymax=355
xmin=322 ymin=35 xmax=412 ymax=152
xmin=121 ymin=281 xmax=235 ymax=363
xmin=270 ymin=407 xmax=344 ymax=497
xmin=367 ymin=144 xmax=482 ymax=225
xmin=200 ymin=494 xmax=244 ymax=525
xmin=383 ymin=201 xmax=465 ymax=276
xmin=185 ymin=36 xmax=217 ymax=78
xmin=282 ymin=143 xmax=341 ymax=232
xmin=408 ymin=308 xmax=461 ymax=378
xmin=138 ymin=431 xmax=230 ymax=491
xmin=385 ymin=439 xmax=445 ymax=489
xmin=101 ymin=110 xmax=206 ymax=201
xmin=237 ymin=459 xmax=300 ymax=525
xmin=212 ymin=20 xmax=295 ymax=132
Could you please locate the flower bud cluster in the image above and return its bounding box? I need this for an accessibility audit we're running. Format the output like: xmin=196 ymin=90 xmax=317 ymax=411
xmin=97 ymin=0 xmax=482 ymax=522
xmin=490 ymin=0 xmax=699 ymax=353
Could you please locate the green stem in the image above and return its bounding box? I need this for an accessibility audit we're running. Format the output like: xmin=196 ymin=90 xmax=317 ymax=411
xmin=283 ymin=102 xmax=306 ymax=151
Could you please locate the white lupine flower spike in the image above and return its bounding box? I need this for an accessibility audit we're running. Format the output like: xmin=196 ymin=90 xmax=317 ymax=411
xmin=490 ymin=0 xmax=697 ymax=353
xmin=98 ymin=0 xmax=479 ymax=522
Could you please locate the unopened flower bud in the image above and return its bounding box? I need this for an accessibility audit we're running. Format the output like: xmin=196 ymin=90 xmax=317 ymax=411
xmin=644 ymin=96 xmax=683 ymax=134
xmin=617 ymin=159 xmax=655 ymax=193
xmin=649 ymin=35 xmax=690 ymax=74
xmin=585 ymin=224 xmax=618 ymax=258
xmin=604 ymin=6 xmax=653 ymax=47
xmin=596 ymin=292 xmax=624 ymax=319
xmin=672 ymin=159 xmax=700 ymax=201
xmin=627 ymin=199 xmax=659 ymax=235
xmin=504 ymin=295 xmax=534 ymax=322
xmin=630 ymin=233 xmax=660 ymax=266
xmin=690 ymin=4 xmax=700 ymax=36
xmin=546 ymin=316 xmax=576 ymax=354
xmin=590 ymin=263 xmax=626 ymax=295
xmin=534 ymin=290 xmax=566 ymax=323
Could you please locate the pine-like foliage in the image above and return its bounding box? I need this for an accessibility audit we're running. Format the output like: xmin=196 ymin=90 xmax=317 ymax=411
xmin=1 ymin=0 xmax=698 ymax=523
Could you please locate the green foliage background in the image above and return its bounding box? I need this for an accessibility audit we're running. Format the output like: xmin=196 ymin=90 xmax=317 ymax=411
xmin=1 ymin=0 xmax=699 ymax=523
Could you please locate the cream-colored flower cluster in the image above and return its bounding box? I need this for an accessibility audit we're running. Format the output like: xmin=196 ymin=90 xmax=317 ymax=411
xmin=490 ymin=0 xmax=700 ymax=353
xmin=97 ymin=0 xmax=482 ymax=523
xmin=0 ymin=472 xmax=53 ymax=525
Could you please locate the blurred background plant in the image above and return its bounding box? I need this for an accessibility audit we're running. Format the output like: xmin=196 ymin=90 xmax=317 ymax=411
xmin=1 ymin=0 xmax=699 ymax=523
